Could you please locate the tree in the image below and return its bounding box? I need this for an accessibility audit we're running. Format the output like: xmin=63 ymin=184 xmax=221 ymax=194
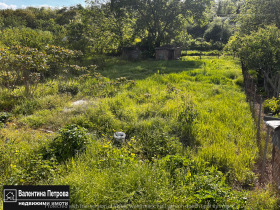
xmin=108 ymin=0 xmax=211 ymax=55
xmin=204 ymin=18 xmax=232 ymax=44
xmin=0 ymin=45 xmax=83 ymax=97
xmin=0 ymin=46 xmax=48 ymax=96
xmin=226 ymin=26 xmax=280 ymax=96
xmin=83 ymin=1 xmax=135 ymax=55
xmin=238 ymin=0 xmax=280 ymax=34
xmin=216 ymin=0 xmax=238 ymax=16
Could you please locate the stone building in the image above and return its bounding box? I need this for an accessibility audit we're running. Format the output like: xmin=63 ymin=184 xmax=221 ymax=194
xmin=155 ymin=46 xmax=181 ymax=60
xmin=122 ymin=47 xmax=142 ymax=60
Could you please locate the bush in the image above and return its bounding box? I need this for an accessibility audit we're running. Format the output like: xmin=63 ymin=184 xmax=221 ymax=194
xmin=0 ymin=112 xmax=11 ymax=123
xmin=204 ymin=18 xmax=232 ymax=44
xmin=58 ymin=84 xmax=79 ymax=96
xmin=13 ymin=99 xmax=39 ymax=115
xmin=263 ymin=97 xmax=280 ymax=115
xmin=9 ymin=153 xmax=57 ymax=185
xmin=139 ymin=131 xmax=178 ymax=160
xmin=0 ymin=27 xmax=54 ymax=50
xmin=173 ymin=105 xmax=198 ymax=146
xmin=235 ymin=77 xmax=244 ymax=87
xmin=42 ymin=124 xmax=89 ymax=162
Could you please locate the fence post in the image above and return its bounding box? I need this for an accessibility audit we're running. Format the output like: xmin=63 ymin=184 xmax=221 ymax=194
xmin=245 ymin=74 xmax=248 ymax=101
xmin=253 ymin=85 xmax=256 ymax=117
xmin=249 ymin=79 xmax=252 ymax=108
xmin=261 ymin=126 xmax=270 ymax=182
xmin=257 ymin=97 xmax=262 ymax=143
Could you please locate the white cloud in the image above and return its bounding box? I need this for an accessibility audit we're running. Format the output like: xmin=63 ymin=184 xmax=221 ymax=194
xmin=0 ymin=3 xmax=17 ymax=10
xmin=20 ymin=4 xmax=62 ymax=9
xmin=38 ymin=4 xmax=54 ymax=9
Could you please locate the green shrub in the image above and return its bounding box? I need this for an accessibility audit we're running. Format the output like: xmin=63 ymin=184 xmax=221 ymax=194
xmin=13 ymin=99 xmax=39 ymax=115
xmin=0 ymin=93 xmax=22 ymax=111
xmin=172 ymin=105 xmax=198 ymax=146
xmin=58 ymin=84 xmax=79 ymax=96
xmin=263 ymin=97 xmax=280 ymax=115
xmin=19 ymin=109 xmax=52 ymax=128
xmin=235 ymin=77 xmax=244 ymax=87
xmin=0 ymin=112 xmax=11 ymax=123
xmin=0 ymin=27 xmax=54 ymax=50
xmin=159 ymin=154 xmax=190 ymax=176
xmin=8 ymin=153 xmax=57 ymax=185
xmin=42 ymin=124 xmax=89 ymax=162
xmin=130 ymin=130 xmax=180 ymax=161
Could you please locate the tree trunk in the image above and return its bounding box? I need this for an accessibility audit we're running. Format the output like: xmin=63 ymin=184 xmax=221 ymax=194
xmin=262 ymin=69 xmax=278 ymax=97
xmin=23 ymin=69 xmax=30 ymax=97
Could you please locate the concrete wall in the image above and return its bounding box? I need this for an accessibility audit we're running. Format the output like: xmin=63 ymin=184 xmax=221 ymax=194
xmin=155 ymin=48 xmax=181 ymax=60
xmin=122 ymin=48 xmax=142 ymax=60
xmin=272 ymin=144 xmax=280 ymax=186
xmin=155 ymin=49 xmax=169 ymax=60
xmin=174 ymin=48 xmax=181 ymax=59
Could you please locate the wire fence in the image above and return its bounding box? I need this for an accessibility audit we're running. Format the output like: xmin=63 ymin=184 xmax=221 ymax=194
xmin=243 ymin=71 xmax=280 ymax=187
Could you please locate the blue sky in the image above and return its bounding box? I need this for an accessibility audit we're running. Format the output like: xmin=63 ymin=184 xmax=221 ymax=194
xmin=0 ymin=0 xmax=87 ymax=9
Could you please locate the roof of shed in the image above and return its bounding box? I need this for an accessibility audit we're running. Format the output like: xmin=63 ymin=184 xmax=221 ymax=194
xmin=155 ymin=45 xmax=180 ymax=50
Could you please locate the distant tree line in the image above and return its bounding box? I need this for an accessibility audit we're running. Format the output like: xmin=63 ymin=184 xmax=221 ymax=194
xmin=0 ymin=0 xmax=242 ymax=56
xmin=1 ymin=0 xmax=279 ymax=97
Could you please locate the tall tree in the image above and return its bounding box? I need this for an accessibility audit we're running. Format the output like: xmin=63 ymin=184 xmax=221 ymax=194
xmin=109 ymin=0 xmax=211 ymax=54
xmin=238 ymin=0 xmax=280 ymax=34
xmin=83 ymin=1 xmax=135 ymax=54
xmin=226 ymin=26 xmax=280 ymax=96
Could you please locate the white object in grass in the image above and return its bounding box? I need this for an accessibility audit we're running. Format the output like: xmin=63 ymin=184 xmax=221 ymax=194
xmin=114 ymin=132 xmax=126 ymax=143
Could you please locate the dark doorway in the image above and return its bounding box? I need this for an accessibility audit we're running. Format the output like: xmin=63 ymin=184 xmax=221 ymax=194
xmin=168 ymin=50 xmax=174 ymax=60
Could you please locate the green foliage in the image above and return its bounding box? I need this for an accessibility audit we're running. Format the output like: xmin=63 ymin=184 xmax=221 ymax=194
xmin=54 ymin=144 xmax=247 ymax=207
xmin=133 ymin=129 xmax=180 ymax=161
xmin=227 ymin=26 xmax=280 ymax=73
xmin=42 ymin=124 xmax=89 ymax=162
xmin=0 ymin=129 xmax=58 ymax=186
xmin=246 ymin=186 xmax=280 ymax=209
xmin=13 ymin=99 xmax=39 ymax=115
xmin=204 ymin=18 xmax=232 ymax=44
xmin=58 ymin=84 xmax=79 ymax=96
xmin=0 ymin=27 xmax=54 ymax=49
xmin=0 ymin=55 xmax=271 ymax=208
xmin=263 ymin=97 xmax=280 ymax=115
xmin=215 ymin=0 xmax=238 ymax=16
xmin=225 ymin=25 xmax=280 ymax=96
xmin=238 ymin=0 xmax=280 ymax=34
xmin=107 ymin=0 xmax=211 ymax=56
xmin=0 ymin=93 xmax=21 ymax=111
xmin=235 ymin=76 xmax=244 ymax=87
xmin=45 ymin=45 xmax=83 ymax=77
xmin=185 ymin=39 xmax=223 ymax=51
xmin=182 ymin=50 xmax=220 ymax=56
xmin=0 ymin=46 xmax=48 ymax=96
xmin=66 ymin=21 xmax=89 ymax=52
xmin=0 ymin=45 xmax=84 ymax=97
xmin=0 ymin=112 xmax=11 ymax=123
xmin=9 ymin=153 xmax=57 ymax=185
xmin=174 ymin=105 xmax=198 ymax=146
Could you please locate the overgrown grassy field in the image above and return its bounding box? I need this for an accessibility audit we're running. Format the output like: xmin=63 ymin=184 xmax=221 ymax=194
xmin=0 ymin=55 xmax=278 ymax=208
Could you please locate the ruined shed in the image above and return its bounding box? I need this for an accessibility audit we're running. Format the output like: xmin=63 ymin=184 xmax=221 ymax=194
xmin=122 ymin=47 xmax=142 ymax=60
xmin=155 ymin=46 xmax=181 ymax=60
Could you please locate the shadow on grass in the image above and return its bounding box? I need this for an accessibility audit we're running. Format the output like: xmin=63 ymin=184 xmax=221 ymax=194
xmin=100 ymin=59 xmax=204 ymax=80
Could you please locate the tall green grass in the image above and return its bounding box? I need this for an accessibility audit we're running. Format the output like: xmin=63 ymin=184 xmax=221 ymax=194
xmin=1 ymin=55 xmax=277 ymax=209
